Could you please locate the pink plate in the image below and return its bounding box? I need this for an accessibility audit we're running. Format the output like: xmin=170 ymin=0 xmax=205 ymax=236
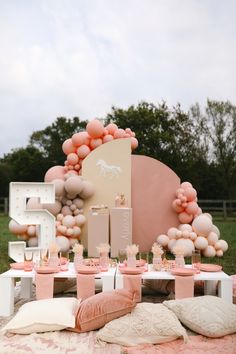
xmin=171 ymin=268 xmax=197 ymax=276
xmin=77 ymin=266 xmax=99 ymax=274
xmin=200 ymin=264 xmax=222 ymax=272
xmin=120 ymin=267 xmax=144 ymax=275
xmin=10 ymin=262 xmax=26 ymax=270
xmin=36 ymin=266 xmax=59 ymax=274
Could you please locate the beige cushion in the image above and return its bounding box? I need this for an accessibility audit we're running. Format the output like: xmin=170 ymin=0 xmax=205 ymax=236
xmin=163 ymin=295 xmax=236 ymax=338
xmin=2 ymin=297 xmax=80 ymax=334
xmin=96 ymin=302 xmax=188 ymax=346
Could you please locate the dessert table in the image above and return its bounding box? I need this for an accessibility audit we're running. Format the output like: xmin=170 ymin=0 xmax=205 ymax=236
xmin=0 ymin=262 xmax=116 ymax=317
xmin=115 ymin=264 xmax=233 ymax=303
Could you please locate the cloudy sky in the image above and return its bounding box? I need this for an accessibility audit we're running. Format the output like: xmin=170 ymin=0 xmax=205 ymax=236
xmin=0 ymin=0 xmax=235 ymax=157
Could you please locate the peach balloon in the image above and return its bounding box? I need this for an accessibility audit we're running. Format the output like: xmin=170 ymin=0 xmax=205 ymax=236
xmin=73 ymin=226 xmax=81 ymax=237
xmin=185 ymin=201 xmax=198 ymax=215
xmin=90 ymin=138 xmax=103 ymax=150
xmin=156 ymin=234 xmax=169 ymax=247
xmin=86 ymin=119 xmax=104 ymax=138
xmin=113 ymin=128 xmax=126 ymax=139
xmin=72 ymin=131 xmax=90 ymax=147
xmin=167 ymin=227 xmax=178 ymax=239
xmin=106 ymin=123 xmax=118 ymax=135
xmin=190 ymin=232 xmax=197 ymax=241
xmin=26 ymin=197 xmax=43 ymax=209
xmin=194 ymin=236 xmax=208 ymax=250
xmin=27 ymin=237 xmax=38 ymax=247
xmin=64 ymin=176 xmax=84 ymax=195
xmin=207 ymin=231 xmax=218 ymax=245
xmin=215 ymin=239 xmax=228 ymax=252
xmin=168 ymin=239 xmax=176 ymax=250
xmin=77 ymin=145 xmax=91 ymax=159
xmin=80 ymin=181 xmax=95 ymax=199
xmin=57 ymin=225 xmax=67 ymax=235
xmin=62 ymin=138 xmax=76 ymax=155
xmin=131 ymin=137 xmax=138 ymax=150
xmin=178 ymin=212 xmax=193 ymax=224
xmin=192 ymin=214 xmax=213 ymax=236
xmin=216 ymin=249 xmax=223 ymax=257
xmin=27 ymin=225 xmax=36 ymax=237
xmin=56 ymin=235 xmax=70 ymax=252
xmin=174 ymin=239 xmax=195 ymax=257
xmin=211 ymin=224 xmax=220 ymax=237
xmin=178 ymin=224 xmax=192 ymax=232
xmin=67 ymin=153 xmax=79 ymax=166
xmin=103 ymin=134 xmax=114 ymax=143
xmin=182 ymin=230 xmax=190 ymax=238
xmin=43 ymin=200 xmax=62 ymax=216
xmin=44 ymin=165 xmax=65 ymax=182
xmin=203 ymin=245 xmax=216 ymax=257
xmin=62 ymin=215 xmax=76 ymax=228
xmin=66 ymin=228 xmax=74 ymax=237
xmin=9 ymin=220 xmax=28 ymax=235
xmin=172 ymin=200 xmax=184 ymax=213
xmin=176 ymin=188 xmax=185 ymax=197
xmin=180 ymin=181 xmax=193 ymax=189
xmin=73 ymin=198 xmax=84 ymax=209
xmin=53 ymin=179 xmax=65 ymax=198
xmin=184 ymin=188 xmax=197 ymax=202
xmin=75 ymin=214 xmax=86 ymax=226
xmin=61 ymin=205 xmax=73 ymax=216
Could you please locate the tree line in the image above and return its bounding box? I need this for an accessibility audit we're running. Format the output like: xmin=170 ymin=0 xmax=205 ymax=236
xmin=0 ymin=99 xmax=235 ymax=200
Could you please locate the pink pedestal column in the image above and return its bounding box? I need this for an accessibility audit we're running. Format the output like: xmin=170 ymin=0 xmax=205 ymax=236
xmin=88 ymin=212 xmax=109 ymax=257
xmin=110 ymin=208 xmax=132 ymax=258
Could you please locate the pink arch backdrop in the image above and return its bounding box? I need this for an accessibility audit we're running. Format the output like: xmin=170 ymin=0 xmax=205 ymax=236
xmin=131 ymin=155 xmax=180 ymax=251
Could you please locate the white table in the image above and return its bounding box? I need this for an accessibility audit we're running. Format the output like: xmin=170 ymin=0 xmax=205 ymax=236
xmin=0 ymin=263 xmax=116 ymax=317
xmin=115 ymin=264 xmax=233 ymax=303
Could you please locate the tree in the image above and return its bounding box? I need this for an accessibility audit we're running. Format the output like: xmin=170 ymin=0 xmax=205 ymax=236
xmin=29 ymin=117 xmax=87 ymax=166
xmin=190 ymin=100 xmax=236 ymax=199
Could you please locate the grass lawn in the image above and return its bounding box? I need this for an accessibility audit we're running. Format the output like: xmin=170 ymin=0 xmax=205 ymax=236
xmin=0 ymin=215 xmax=236 ymax=275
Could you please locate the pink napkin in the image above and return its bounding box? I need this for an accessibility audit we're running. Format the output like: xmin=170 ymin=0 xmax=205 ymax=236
xmin=35 ymin=273 xmax=54 ymax=300
xmin=175 ymin=275 xmax=194 ymax=299
xmin=76 ymin=274 xmax=95 ymax=301
xmin=123 ymin=275 xmax=142 ymax=302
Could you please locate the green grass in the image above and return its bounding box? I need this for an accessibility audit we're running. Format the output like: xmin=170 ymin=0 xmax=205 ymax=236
xmin=0 ymin=215 xmax=236 ymax=275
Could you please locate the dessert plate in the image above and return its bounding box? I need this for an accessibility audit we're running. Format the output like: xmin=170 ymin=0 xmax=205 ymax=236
xmin=119 ymin=267 xmax=144 ymax=275
xmin=171 ymin=268 xmax=197 ymax=276
xmin=77 ymin=266 xmax=99 ymax=274
xmin=200 ymin=264 xmax=222 ymax=272
xmin=10 ymin=262 xmax=26 ymax=270
xmin=36 ymin=266 xmax=59 ymax=274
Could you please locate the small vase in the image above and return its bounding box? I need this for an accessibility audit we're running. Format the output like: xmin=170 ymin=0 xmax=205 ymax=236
xmin=48 ymin=252 xmax=59 ymax=268
xmin=74 ymin=253 xmax=83 ymax=269
xmin=127 ymin=255 xmax=136 ymax=268
xmin=175 ymin=255 xmax=185 ymax=268
xmin=99 ymin=252 xmax=109 ymax=269
xmin=153 ymin=255 xmax=162 ymax=271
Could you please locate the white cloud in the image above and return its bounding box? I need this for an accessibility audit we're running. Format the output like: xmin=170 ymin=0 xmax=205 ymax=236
xmin=0 ymin=0 xmax=235 ymax=157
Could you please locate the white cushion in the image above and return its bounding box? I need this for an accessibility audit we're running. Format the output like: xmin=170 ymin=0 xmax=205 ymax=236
xmin=163 ymin=295 xmax=236 ymax=338
xmin=96 ymin=302 xmax=188 ymax=346
xmin=2 ymin=297 xmax=80 ymax=334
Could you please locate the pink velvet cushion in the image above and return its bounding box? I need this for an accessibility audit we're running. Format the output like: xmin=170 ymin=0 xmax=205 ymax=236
xmin=70 ymin=289 xmax=136 ymax=333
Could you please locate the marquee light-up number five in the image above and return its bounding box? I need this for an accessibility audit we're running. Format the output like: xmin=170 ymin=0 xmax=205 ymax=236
xmin=9 ymin=182 xmax=56 ymax=250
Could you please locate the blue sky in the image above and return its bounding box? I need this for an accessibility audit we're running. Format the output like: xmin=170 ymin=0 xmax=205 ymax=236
xmin=0 ymin=0 xmax=235 ymax=157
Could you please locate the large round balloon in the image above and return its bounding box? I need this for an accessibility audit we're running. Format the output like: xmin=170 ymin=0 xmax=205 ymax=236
xmin=44 ymin=166 xmax=65 ymax=182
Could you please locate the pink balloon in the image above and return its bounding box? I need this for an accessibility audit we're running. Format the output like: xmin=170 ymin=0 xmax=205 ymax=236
xmin=181 ymin=181 xmax=193 ymax=190
xmin=80 ymin=181 xmax=95 ymax=199
xmin=90 ymin=138 xmax=103 ymax=150
xmin=62 ymin=138 xmax=76 ymax=155
xmin=103 ymin=134 xmax=114 ymax=143
xmin=185 ymin=201 xmax=198 ymax=215
xmin=72 ymin=132 xmax=90 ymax=147
xmin=67 ymin=153 xmax=79 ymax=166
xmin=178 ymin=212 xmax=193 ymax=224
xmin=9 ymin=220 xmax=28 ymax=235
xmin=125 ymin=128 xmax=132 ymax=134
xmin=131 ymin=137 xmax=138 ymax=150
xmin=44 ymin=165 xmax=65 ymax=182
xmin=61 ymin=205 xmax=73 ymax=216
xmin=106 ymin=123 xmax=118 ymax=135
xmin=77 ymin=145 xmax=91 ymax=159
xmin=113 ymin=128 xmax=126 ymax=139
xmin=184 ymin=187 xmax=197 ymax=202
xmin=86 ymin=119 xmax=104 ymax=138
xmin=64 ymin=176 xmax=84 ymax=195
xmin=172 ymin=199 xmax=184 ymax=213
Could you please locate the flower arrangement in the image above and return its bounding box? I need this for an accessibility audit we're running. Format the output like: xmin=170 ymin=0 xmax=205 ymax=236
xmin=72 ymin=243 xmax=84 ymax=255
xmin=125 ymin=244 xmax=139 ymax=257
xmin=96 ymin=243 xmax=110 ymax=255
xmin=151 ymin=243 xmax=164 ymax=257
